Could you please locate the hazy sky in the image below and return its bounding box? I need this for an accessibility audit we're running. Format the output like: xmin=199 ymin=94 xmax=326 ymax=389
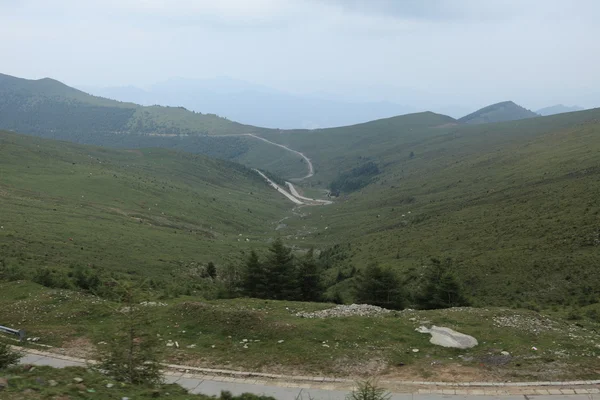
xmin=1 ymin=0 xmax=599 ymax=110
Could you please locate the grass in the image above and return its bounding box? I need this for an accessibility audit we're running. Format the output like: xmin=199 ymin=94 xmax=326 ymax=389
xmin=0 ymin=131 xmax=291 ymax=282
xmin=268 ymin=108 xmax=600 ymax=306
xmin=1 ymin=281 xmax=599 ymax=381
xmin=0 ymin=364 xmax=279 ymax=400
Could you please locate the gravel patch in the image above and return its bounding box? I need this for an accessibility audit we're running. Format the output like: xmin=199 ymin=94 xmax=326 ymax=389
xmin=295 ymin=304 xmax=392 ymax=318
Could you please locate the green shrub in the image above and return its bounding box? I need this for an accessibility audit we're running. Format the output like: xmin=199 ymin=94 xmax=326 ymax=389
xmin=346 ymin=379 xmax=391 ymax=400
xmin=0 ymin=342 xmax=20 ymax=369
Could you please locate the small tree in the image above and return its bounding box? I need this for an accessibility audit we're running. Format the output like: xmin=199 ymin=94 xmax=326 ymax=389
xmin=95 ymin=282 xmax=162 ymax=385
xmin=347 ymin=379 xmax=391 ymax=400
xmin=243 ymin=251 xmax=268 ymax=298
xmin=297 ymin=249 xmax=322 ymax=302
xmin=206 ymin=261 xmax=217 ymax=279
xmin=417 ymin=258 xmax=469 ymax=309
xmin=355 ymin=263 xmax=405 ymax=310
xmin=0 ymin=342 xmax=20 ymax=369
xmin=263 ymin=238 xmax=298 ymax=300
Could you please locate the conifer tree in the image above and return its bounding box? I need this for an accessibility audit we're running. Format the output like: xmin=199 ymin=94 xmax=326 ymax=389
xmin=297 ymin=248 xmax=322 ymax=302
xmin=243 ymin=250 xmax=267 ymax=298
xmin=264 ymin=238 xmax=298 ymax=300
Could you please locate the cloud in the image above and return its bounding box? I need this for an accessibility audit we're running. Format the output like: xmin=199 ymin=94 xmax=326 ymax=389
xmin=0 ymin=0 xmax=598 ymax=110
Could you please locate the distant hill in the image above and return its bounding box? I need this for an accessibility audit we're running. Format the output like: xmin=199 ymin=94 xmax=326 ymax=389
xmin=0 ymin=73 xmax=312 ymax=178
xmin=458 ymin=101 xmax=538 ymax=124
xmin=0 ymin=72 xmax=264 ymax=137
xmin=536 ymin=104 xmax=585 ymax=116
xmin=81 ymin=77 xmax=417 ymax=129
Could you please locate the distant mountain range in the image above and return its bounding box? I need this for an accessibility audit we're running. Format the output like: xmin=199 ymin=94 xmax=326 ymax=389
xmin=79 ymin=77 xmax=418 ymax=129
xmin=458 ymin=101 xmax=539 ymax=125
xmin=536 ymin=104 xmax=585 ymax=116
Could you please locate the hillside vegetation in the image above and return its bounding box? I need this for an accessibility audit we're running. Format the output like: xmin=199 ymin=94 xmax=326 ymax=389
xmin=0 ymin=73 xmax=307 ymax=178
xmin=279 ymin=108 xmax=600 ymax=308
xmin=0 ymin=130 xmax=290 ymax=291
xmin=458 ymin=101 xmax=538 ymax=124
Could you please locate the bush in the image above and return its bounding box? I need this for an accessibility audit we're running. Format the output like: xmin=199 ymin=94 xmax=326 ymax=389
xmin=0 ymin=342 xmax=21 ymax=369
xmin=346 ymin=379 xmax=391 ymax=400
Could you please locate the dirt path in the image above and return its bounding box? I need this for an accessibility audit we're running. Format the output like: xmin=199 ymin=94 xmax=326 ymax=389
xmin=212 ymin=133 xmax=329 ymax=205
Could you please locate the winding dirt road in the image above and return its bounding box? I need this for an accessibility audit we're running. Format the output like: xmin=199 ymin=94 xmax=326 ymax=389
xmin=214 ymin=133 xmax=328 ymax=205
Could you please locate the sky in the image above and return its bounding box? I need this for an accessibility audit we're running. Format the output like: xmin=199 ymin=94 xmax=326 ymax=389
xmin=1 ymin=0 xmax=599 ymax=111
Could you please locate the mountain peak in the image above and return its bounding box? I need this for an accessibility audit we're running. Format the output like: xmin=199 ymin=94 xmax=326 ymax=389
xmin=458 ymin=101 xmax=538 ymax=125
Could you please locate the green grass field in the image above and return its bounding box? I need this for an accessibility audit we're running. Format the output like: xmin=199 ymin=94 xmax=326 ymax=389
xmin=0 ymin=131 xmax=292 ymax=284
xmin=270 ymin=108 xmax=600 ymax=307
xmin=2 ymin=281 xmax=600 ymax=381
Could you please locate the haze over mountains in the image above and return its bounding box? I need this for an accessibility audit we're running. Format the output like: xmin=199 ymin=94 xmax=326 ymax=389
xmin=536 ymin=104 xmax=585 ymax=116
xmin=79 ymin=77 xmax=419 ymax=129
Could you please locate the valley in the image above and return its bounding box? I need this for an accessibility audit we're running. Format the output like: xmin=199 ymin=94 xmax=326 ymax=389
xmin=1 ymin=73 xmax=600 ymax=389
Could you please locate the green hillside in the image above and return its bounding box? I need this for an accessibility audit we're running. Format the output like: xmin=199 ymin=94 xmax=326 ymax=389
xmin=278 ymin=108 xmax=600 ymax=307
xmin=0 ymin=73 xmax=307 ymax=178
xmin=259 ymin=111 xmax=457 ymax=183
xmin=0 ymin=130 xmax=290 ymax=290
xmin=458 ymin=101 xmax=539 ymax=124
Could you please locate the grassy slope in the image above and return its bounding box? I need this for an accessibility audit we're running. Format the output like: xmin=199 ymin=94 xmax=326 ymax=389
xmin=259 ymin=112 xmax=457 ymax=183
xmin=280 ymin=108 xmax=600 ymax=306
xmin=0 ymin=131 xmax=290 ymax=279
xmin=2 ymin=281 xmax=599 ymax=380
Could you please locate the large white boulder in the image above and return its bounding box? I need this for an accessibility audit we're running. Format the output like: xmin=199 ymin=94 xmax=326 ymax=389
xmin=416 ymin=325 xmax=478 ymax=349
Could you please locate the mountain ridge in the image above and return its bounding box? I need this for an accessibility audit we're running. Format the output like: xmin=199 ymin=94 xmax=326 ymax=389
xmin=458 ymin=100 xmax=539 ymax=124
xmin=536 ymin=104 xmax=585 ymax=116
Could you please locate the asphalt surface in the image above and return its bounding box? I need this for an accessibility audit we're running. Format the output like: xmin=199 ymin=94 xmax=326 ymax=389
xmin=18 ymin=352 xmax=598 ymax=400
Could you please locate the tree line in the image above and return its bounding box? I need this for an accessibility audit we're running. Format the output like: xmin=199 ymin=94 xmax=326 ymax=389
xmin=237 ymin=238 xmax=469 ymax=310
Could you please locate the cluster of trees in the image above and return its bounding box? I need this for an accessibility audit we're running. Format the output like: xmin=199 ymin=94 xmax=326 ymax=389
xmin=330 ymin=161 xmax=380 ymax=195
xmin=243 ymin=239 xmax=322 ymax=302
xmin=15 ymin=237 xmax=469 ymax=311
xmin=237 ymin=238 xmax=469 ymax=310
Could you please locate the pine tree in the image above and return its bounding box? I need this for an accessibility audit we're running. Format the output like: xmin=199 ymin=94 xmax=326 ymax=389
xmin=355 ymin=263 xmax=404 ymax=310
xmin=297 ymin=248 xmax=322 ymax=302
xmin=418 ymin=258 xmax=469 ymax=309
xmin=264 ymin=238 xmax=298 ymax=300
xmin=243 ymin=251 xmax=267 ymax=298
xmin=206 ymin=261 xmax=217 ymax=279
xmin=95 ymin=282 xmax=162 ymax=385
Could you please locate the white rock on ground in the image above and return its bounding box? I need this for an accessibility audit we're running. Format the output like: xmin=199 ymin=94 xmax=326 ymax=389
xmin=295 ymin=304 xmax=391 ymax=318
xmin=416 ymin=325 xmax=478 ymax=349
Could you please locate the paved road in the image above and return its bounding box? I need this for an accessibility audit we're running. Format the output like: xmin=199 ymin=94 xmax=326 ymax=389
xmin=18 ymin=352 xmax=599 ymax=400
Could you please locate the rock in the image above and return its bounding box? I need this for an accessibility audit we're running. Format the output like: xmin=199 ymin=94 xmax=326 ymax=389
xmin=49 ymin=380 xmax=58 ymax=387
xmin=75 ymin=383 xmax=87 ymax=391
xmin=412 ymin=348 xmax=419 ymax=353
xmin=277 ymin=340 xmax=284 ymax=343
xmin=417 ymin=326 xmax=478 ymax=349
xmin=0 ymin=377 xmax=8 ymax=390
xmin=73 ymin=377 xmax=84 ymax=383
xmin=501 ymin=351 xmax=510 ymax=356
xmin=106 ymin=383 xmax=114 ymax=388
xmin=295 ymin=304 xmax=392 ymax=319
